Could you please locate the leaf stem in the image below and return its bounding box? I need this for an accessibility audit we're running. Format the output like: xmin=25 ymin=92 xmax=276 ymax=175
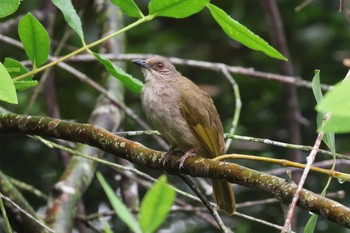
xmin=213 ymin=153 xmax=350 ymax=182
xmin=13 ymin=15 xmax=153 ymax=81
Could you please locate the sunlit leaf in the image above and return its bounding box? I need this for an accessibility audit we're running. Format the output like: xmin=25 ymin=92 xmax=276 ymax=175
xmin=316 ymin=78 xmax=350 ymax=117
xmin=320 ymin=115 xmax=350 ymax=133
xmin=0 ymin=62 xmax=17 ymax=104
xmin=97 ymin=172 xmax=142 ymax=233
xmin=140 ymin=175 xmax=176 ymax=233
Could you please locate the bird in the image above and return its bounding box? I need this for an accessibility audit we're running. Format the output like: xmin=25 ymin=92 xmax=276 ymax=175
xmin=132 ymin=55 xmax=236 ymax=215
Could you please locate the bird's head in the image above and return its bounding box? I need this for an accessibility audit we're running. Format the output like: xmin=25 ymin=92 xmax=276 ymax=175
xmin=132 ymin=56 xmax=180 ymax=81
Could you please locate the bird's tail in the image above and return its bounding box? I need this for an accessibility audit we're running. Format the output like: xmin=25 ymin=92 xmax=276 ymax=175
xmin=211 ymin=179 xmax=236 ymax=215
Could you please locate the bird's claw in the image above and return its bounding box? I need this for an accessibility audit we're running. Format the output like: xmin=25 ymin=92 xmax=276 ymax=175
xmin=177 ymin=148 xmax=195 ymax=169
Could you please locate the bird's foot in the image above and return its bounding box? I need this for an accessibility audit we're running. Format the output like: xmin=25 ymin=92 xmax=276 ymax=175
xmin=178 ymin=148 xmax=195 ymax=169
xmin=163 ymin=146 xmax=181 ymax=166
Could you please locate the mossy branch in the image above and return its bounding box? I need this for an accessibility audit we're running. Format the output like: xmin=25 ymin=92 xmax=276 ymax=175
xmin=0 ymin=113 xmax=349 ymax=228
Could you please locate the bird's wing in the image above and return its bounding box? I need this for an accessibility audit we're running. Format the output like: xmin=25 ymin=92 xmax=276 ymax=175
xmin=179 ymin=80 xmax=225 ymax=157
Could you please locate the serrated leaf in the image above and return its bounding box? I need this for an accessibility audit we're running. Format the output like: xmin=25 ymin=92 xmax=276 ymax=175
xmin=0 ymin=62 xmax=17 ymax=104
xmin=311 ymin=70 xmax=335 ymax=151
xmin=111 ymin=0 xmax=143 ymax=18
xmin=18 ymin=13 xmax=50 ymax=68
xmin=149 ymin=0 xmax=209 ymax=18
xmin=316 ymin=78 xmax=350 ymax=117
xmin=51 ymin=0 xmax=84 ymax=41
xmin=94 ymin=53 xmax=143 ymax=93
xmin=207 ymin=3 xmax=286 ymax=61
xmin=0 ymin=0 xmax=20 ymax=18
xmin=140 ymin=175 xmax=175 ymax=233
xmin=97 ymin=172 xmax=142 ymax=233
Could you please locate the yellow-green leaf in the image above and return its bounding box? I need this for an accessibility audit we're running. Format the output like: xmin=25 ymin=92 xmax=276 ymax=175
xmin=0 ymin=62 xmax=17 ymax=104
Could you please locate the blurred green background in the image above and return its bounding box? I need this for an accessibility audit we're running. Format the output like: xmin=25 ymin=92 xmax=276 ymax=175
xmin=1 ymin=0 xmax=350 ymax=232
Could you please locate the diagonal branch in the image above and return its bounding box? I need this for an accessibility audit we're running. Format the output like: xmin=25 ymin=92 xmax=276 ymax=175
xmin=0 ymin=113 xmax=349 ymax=229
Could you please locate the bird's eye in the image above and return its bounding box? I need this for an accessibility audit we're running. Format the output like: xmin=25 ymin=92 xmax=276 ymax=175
xmin=156 ymin=62 xmax=164 ymax=69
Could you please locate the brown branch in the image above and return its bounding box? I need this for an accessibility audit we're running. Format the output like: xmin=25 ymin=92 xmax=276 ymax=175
xmin=65 ymin=53 xmax=332 ymax=91
xmin=0 ymin=113 xmax=349 ymax=229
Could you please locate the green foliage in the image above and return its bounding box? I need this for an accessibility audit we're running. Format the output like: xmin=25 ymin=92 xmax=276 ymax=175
xmin=0 ymin=0 xmax=286 ymax=106
xmin=316 ymin=78 xmax=350 ymax=133
xmin=312 ymin=70 xmax=335 ymax=151
xmin=307 ymin=70 xmax=336 ymax=233
xmin=94 ymin=53 xmax=143 ymax=93
xmin=51 ymin=0 xmax=84 ymax=41
xmin=206 ymin=3 xmax=286 ymax=61
xmin=111 ymin=0 xmax=144 ymax=18
xmin=0 ymin=0 xmax=20 ymax=18
xmin=4 ymin=58 xmax=37 ymax=90
xmin=97 ymin=172 xmax=142 ymax=233
xmin=140 ymin=175 xmax=176 ymax=233
xmin=97 ymin=173 xmax=175 ymax=233
xmin=304 ymin=214 xmax=318 ymax=233
xmin=149 ymin=0 xmax=209 ymax=18
xmin=317 ymin=78 xmax=350 ymax=117
xmin=0 ymin=62 xmax=17 ymax=104
xmin=18 ymin=13 xmax=50 ymax=68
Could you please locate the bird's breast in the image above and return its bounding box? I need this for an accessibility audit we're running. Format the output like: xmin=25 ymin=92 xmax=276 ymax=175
xmin=141 ymin=81 xmax=196 ymax=150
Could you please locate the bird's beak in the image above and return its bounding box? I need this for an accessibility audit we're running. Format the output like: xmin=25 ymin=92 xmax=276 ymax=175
xmin=131 ymin=59 xmax=151 ymax=69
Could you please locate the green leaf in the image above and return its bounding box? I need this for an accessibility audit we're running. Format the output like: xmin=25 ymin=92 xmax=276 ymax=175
xmin=206 ymin=3 xmax=286 ymax=61
xmin=0 ymin=192 xmax=13 ymax=233
xmin=97 ymin=172 xmax=142 ymax=233
xmin=51 ymin=0 xmax=84 ymax=41
xmin=304 ymin=214 xmax=318 ymax=233
xmin=18 ymin=13 xmax=50 ymax=68
xmin=4 ymin=58 xmax=32 ymax=79
xmin=101 ymin=218 xmax=113 ymax=233
xmin=321 ymin=115 xmax=350 ymax=133
xmin=4 ymin=58 xmax=38 ymax=91
xmin=140 ymin=175 xmax=176 ymax=233
xmin=149 ymin=0 xmax=209 ymax=18
xmin=111 ymin=0 xmax=143 ymax=18
xmin=0 ymin=62 xmax=17 ymax=104
xmin=311 ymin=70 xmax=322 ymax=105
xmin=0 ymin=0 xmax=20 ymax=18
xmin=311 ymin=70 xmax=335 ymax=151
xmin=94 ymin=53 xmax=143 ymax=93
xmin=316 ymin=78 xmax=350 ymax=117
xmin=13 ymin=81 xmax=38 ymax=90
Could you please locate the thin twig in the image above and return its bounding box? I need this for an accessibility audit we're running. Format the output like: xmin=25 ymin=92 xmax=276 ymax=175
xmin=0 ymin=193 xmax=54 ymax=233
xmin=220 ymin=65 xmax=242 ymax=151
xmin=65 ymin=53 xmax=332 ymax=91
xmin=179 ymin=175 xmax=232 ymax=233
xmin=281 ymin=112 xmax=331 ymax=232
xmin=235 ymin=212 xmax=296 ymax=233
xmin=115 ymin=130 xmax=350 ymax=160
